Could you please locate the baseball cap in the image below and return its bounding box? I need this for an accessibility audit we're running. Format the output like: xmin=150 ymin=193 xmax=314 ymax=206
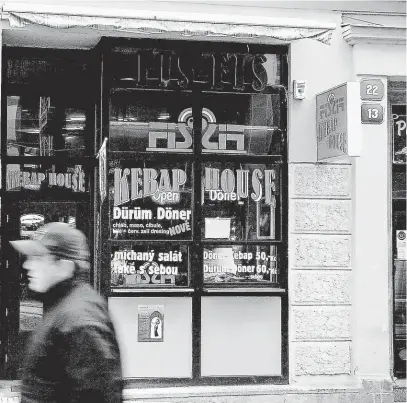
xmin=10 ymin=222 xmax=90 ymax=266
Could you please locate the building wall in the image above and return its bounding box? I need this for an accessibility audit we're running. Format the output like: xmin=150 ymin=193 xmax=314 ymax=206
xmin=289 ymin=11 xmax=354 ymax=163
xmin=287 ymin=11 xmax=405 ymax=393
xmin=286 ymin=8 xmax=354 ymax=389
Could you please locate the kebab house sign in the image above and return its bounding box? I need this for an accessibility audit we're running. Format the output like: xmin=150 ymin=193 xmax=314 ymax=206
xmin=6 ymin=166 xmax=87 ymax=191
xmin=316 ymin=82 xmax=360 ymax=161
xmin=110 ymin=165 xmax=278 ymax=240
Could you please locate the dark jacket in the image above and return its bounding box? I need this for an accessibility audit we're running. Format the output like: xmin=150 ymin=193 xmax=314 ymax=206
xmin=21 ymin=279 xmax=123 ymax=403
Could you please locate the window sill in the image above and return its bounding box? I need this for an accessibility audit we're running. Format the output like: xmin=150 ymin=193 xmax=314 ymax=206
xmin=203 ymin=287 xmax=286 ymax=294
xmin=395 ymin=378 xmax=407 ymax=388
xmin=110 ymin=288 xmax=194 ymax=294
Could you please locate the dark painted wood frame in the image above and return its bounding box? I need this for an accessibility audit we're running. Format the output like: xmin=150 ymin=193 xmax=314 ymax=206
xmin=98 ymin=37 xmax=289 ymax=386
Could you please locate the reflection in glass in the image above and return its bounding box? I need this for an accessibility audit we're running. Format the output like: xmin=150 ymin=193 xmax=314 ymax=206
xmin=112 ymin=49 xmax=282 ymax=90
xmin=110 ymin=244 xmax=189 ymax=289
xmin=109 ymin=91 xmax=194 ymax=153
xmin=6 ymin=164 xmax=88 ymax=192
xmin=202 ymin=162 xmax=280 ymax=241
xmin=16 ymin=202 xmax=79 ymax=377
xmin=109 ymin=91 xmax=284 ymax=156
xmin=109 ymin=160 xmax=192 ymax=241
xmin=394 ymin=259 xmax=406 ymax=378
xmin=201 ymin=93 xmax=283 ymax=156
xmin=393 ymin=207 xmax=407 ymax=378
xmin=393 ymin=170 xmax=407 ymax=200
xmin=203 ymin=244 xmax=279 ymax=285
xmin=20 ymin=214 xmax=45 ymax=239
xmin=7 ymin=96 xmax=88 ymax=157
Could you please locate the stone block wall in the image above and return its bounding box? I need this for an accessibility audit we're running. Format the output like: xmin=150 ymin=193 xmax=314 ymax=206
xmin=289 ymin=163 xmax=353 ymax=380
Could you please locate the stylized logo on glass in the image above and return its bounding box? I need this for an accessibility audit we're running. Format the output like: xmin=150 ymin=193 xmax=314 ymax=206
xmin=147 ymin=107 xmax=247 ymax=154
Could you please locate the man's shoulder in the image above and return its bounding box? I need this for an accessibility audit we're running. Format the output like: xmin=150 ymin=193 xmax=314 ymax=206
xmin=56 ymin=282 xmax=112 ymax=333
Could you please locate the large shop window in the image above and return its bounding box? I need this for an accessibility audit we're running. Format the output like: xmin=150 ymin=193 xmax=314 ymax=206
xmin=0 ymin=48 xmax=94 ymax=379
xmin=105 ymin=40 xmax=288 ymax=381
xmin=108 ymin=90 xmax=286 ymax=291
xmin=6 ymin=95 xmax=91 ymax=158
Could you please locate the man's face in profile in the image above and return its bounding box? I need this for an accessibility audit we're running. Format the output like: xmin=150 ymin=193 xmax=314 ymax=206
xmin=23 ymin=253 xmax=73 ymax=293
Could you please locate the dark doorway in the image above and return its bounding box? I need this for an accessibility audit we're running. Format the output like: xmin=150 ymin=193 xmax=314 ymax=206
xmin=1 ymin=199 xmax=90 ymax=379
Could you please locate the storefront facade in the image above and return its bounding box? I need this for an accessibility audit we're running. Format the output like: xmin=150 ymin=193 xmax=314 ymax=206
xmin=0 ymin=2 xmax=405 ymax=402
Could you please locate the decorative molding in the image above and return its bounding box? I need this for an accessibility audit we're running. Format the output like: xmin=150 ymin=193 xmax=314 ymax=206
xmin=342 ymin=13 xmax=406 ymax=45
xmin=343 ymin=25 xmax=406 ymax=45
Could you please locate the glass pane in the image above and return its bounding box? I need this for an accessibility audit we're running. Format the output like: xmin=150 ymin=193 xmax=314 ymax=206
xmin=6 ymin=55 xmax=90 ymax=87
xmin=111 ymin=48 xmax=283 ymax=90
xmin=201 ymin=297 xmax=281 ymax=376
xmin=203 ymin=244 xmax=280 ymax=285
xmin=393 ymin=208 xmax=406 ymax=378
xmin=109 ymin=91 xmax=194 ymax=153
xmin=109 ymin=297 xmax=192 ymax=377
xmin=393 ymin=170 xmax=406 ymax=200
xmin=7 ymin=95 xmax=89 ymax=157
xmin=202 ymin=162 xmax=281 ymax=241
xmin=109 ymin=160 xmax=192 ymax=240
xmin=110 ymin=243 xmax=189 ymax=289
xmin=6 ymin=164 xmax=89 ymax=192
xmin=201 ymin=93 xmax=283 ymax=156
xmin=394 ymin=260 xmax=406 ymax=378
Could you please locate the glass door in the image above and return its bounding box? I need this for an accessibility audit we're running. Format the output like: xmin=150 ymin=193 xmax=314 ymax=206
xmin=2 ymin=199 xmax=89 ymax=379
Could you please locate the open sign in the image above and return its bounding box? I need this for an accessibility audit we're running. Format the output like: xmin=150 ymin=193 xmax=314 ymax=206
xmin=151 ymin=191 xmax=180 ymax=204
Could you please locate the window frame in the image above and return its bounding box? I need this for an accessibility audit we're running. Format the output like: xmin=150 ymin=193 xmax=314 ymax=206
xmin=100 ymin=37 xmax=289 ymax=384
xmin=389 ymin=89 xmax=407 ymax=381
xmin=0 ymin=46 xmax=98 ymax=379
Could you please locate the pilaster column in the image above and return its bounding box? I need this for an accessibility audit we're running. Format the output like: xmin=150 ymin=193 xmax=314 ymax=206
xmin=351 ymin=75 xmax=391 ymax=380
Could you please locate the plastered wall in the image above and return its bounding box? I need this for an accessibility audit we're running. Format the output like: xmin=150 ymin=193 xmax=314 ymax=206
xmin=287 ymin=11 xmax=405 ymax=386
xmin=285 ymin=9 xmax=355 ymax=385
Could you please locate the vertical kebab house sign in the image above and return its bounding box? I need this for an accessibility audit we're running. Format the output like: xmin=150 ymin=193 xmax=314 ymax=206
xmin=316 ymin=82 xmax=361 ymax=161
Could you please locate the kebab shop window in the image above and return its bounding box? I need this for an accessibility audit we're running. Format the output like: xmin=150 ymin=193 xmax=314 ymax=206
xmin=109 ymin=159 xmax=193 ymax=289
xmin=104 ymin=41 xmax=288 ymax=380
xmin=202 ymin=161 xmax=283 ymax=287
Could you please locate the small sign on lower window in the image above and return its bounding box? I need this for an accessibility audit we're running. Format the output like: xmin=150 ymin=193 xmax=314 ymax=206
xmin=396 ymin=230 xmax=407 ymax=260
xmin=205 ymin=218 xmax=231 ymax=239
xmin=138 ymin=305 xmax=164 ymax=342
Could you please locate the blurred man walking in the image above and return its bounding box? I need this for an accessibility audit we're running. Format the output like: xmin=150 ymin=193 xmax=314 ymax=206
xmin=11 ymin=222 xmax=122 ymax=403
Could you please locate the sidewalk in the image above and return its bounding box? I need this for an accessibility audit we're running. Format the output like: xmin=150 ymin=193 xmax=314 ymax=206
xmin=0 ymin=381 xmax=405 ymax=402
